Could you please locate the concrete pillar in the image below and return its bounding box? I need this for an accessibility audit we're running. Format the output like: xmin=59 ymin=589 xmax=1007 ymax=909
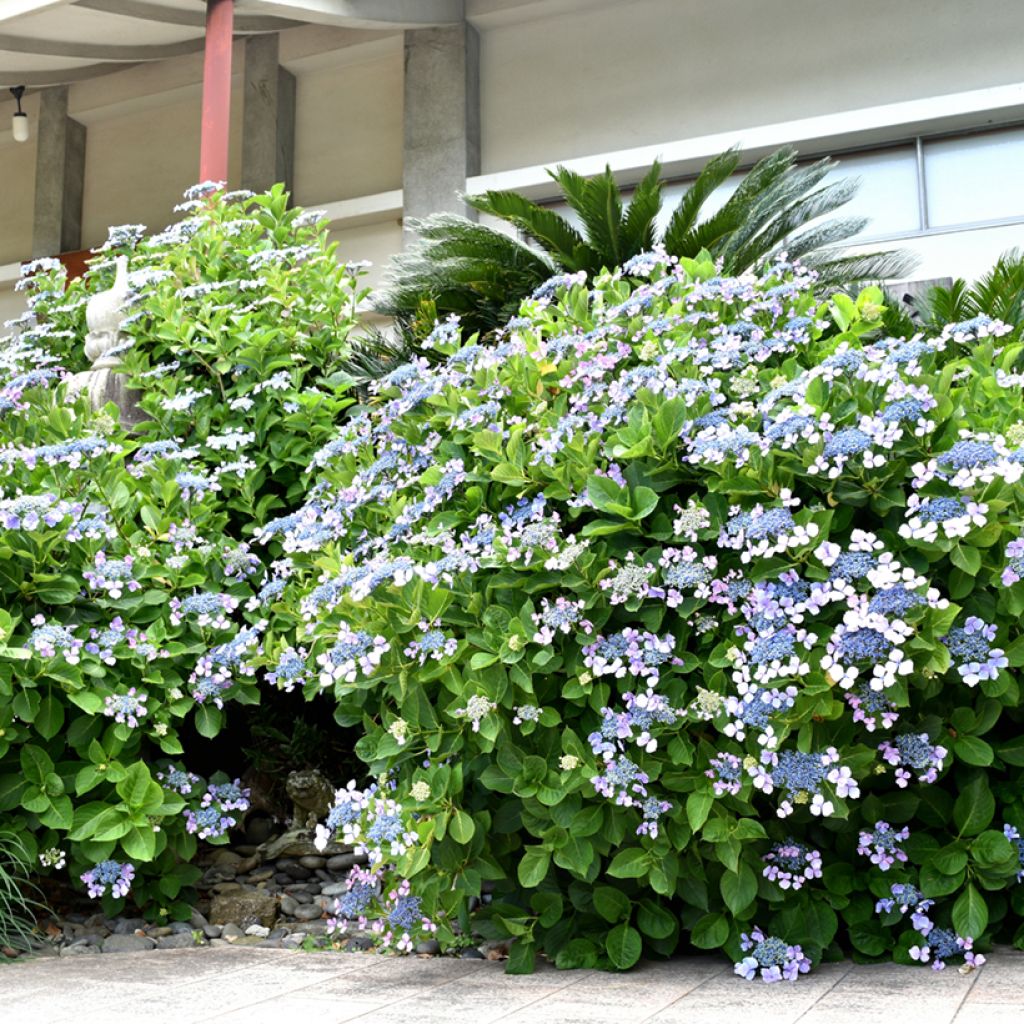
xmin=242 ymin=33 xmax=296 ymax=194
xmin=32 ymin=86 xmax=86 ymax=258
xmin=402 ymin=22 xmax=480 ymax=236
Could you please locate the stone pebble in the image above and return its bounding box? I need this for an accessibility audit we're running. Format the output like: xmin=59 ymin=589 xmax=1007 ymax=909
xmin=101 ymin=934 xmax=155 ymax=954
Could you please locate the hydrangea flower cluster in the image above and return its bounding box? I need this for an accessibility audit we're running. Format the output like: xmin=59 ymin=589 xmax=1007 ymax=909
xmin=315 ymin=784 xmax=435 ymax=954
xmin=182 ymin=778 xmax=251 ymax=840
xmin=403 ymin=620 xmax=458 ymax=665
xmin=734 ymin=926 xmax=812 ymax=982
xmin=761 ymin=839 xmax=823 ymax=890
xmin=878 ymin=733 xmax=947 ymax=787
xmin=909 ymin=929 xmax=985 ymax=972
xmin=940 ymin=617 xmax=1007 ymax=687
xmin=81 ymin=859 xmax=135 ymax=900
xmin=316 ymin=625 xmax=390 ymax=686
xmin=748 ymin=747 xmax=858 ymax=818
xmin=857 ymin=821 xmax=910 ymax=870
xmin=82 ymin=551 xmax=142 ymax=599
xmin=103 ymin=688 xmax=148 ymax=728
xmin=875 ymin=883 xmax=934 ymax=931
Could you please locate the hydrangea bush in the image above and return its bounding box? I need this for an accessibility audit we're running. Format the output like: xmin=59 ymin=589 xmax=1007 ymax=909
xmin=260 ymin=251 xmax=1024 ymax=972
xmin=0 ymin=185 xmax=363 ymax=917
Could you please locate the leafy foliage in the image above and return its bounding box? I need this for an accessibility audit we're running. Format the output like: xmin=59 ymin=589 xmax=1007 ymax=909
xmin=267 ymin=252 xmax=1024 ymax=971
xmin=376 ymin=147 xmax=915 ymax=339
xmin=0 ymin=185 xmax=363 ymax=918
xmin=896 ymin=249 xmax=1024 ymax=337
xmin=0 ymin=830 xmax=44 ymax=950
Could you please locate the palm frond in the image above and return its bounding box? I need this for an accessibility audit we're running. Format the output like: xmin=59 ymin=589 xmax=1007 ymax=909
xmin=717 ymin=158 xmax=839 ymax=267
xmin=969 ymin=248 xmax=1024 ymax=322
xmin=922 ymin=279 xmax=976 ymax=327
xmin=621 ymin=161 xmax=663 ymax=256
xmin=572 ymin=166 xmax=626 ymax=271
xmin=725 ymin=179 xmax=860 ymax=270
xmin=802 ymin=247 xmax=920 ymax=288
xmin=374 ymin=215 xmax=554 ymax=336
xmin=662 ymin=147 xmax=740 ymax=253
xmin=466 ymin=189 xmax=587 ymax=268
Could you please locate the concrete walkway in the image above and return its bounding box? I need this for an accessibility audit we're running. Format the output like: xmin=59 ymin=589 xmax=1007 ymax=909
xmin=2 ymin=946 xmax=1023 ymax=1024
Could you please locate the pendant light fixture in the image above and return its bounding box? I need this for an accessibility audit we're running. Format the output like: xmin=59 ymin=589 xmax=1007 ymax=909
xmin=10 ymin=86 xmax=28 ymax=143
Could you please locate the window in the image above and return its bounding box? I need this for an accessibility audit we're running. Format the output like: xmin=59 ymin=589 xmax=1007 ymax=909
xmin=924 ymin=127 xmax=1024 ymax=228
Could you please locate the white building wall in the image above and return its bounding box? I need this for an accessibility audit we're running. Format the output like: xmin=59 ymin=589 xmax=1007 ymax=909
xmin=480 ymin=0 xmax=1024 ymax=173
xmin=2 ymin=0 xmax=1024 ymax=322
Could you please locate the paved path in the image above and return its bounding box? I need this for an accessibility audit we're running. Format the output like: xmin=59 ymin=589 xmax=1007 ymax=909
xmin=2 ymin=946 xmax=1023 ymax=1024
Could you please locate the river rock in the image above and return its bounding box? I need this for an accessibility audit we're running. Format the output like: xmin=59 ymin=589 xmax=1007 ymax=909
xmin=102 ymin=934 xmax=155 ymax=953
xmin=157 ymin=933 xmax=197 ymax=950
xmin=299 ymin=856 xmax=325 ymax=869
xmin=289 ymin=920 xmax=328 ymax=935
xmin=320 ymin=882 xmax=348 ymax=897
xmin=279 ymin=896 xmax=300 ymax=917
xmin=415 ymin=940 xmax=441 ymax=955
xmin=292 ymin=905 xmax=323 ymax=922
xmin=210 ymin=891 xmax=277 ymax=929
xmin=326 ymin=853 xmax=362 ymax=872
xmin=112 ymin=918 xmax=146 ymax=935
xmin=60 ymin=940 xmax=100 ymax=957
xmin=204 ymin=924 xmax=222 ymax=939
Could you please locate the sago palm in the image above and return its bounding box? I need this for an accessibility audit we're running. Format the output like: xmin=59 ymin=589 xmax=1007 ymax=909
xmin=881 ymin=248 xmax=1024 ymax=338
xmin=376 ymin=145 xmax=915 ymax=339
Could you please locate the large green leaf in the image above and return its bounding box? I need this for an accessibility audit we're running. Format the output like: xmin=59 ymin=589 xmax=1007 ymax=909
xmin=517 ymin=846 xmax=550 ymax=888
xmin=605 ymin=923 xmax=642 ymax=970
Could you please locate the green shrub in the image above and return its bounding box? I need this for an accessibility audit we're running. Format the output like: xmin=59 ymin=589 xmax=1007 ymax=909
xmin=268 ymin=251 xmax=1024 ymax=972
xmin=0 ymin=185 xmax=362 ymax=918
xmin=376 ymin=147 xmax=915 ymax=340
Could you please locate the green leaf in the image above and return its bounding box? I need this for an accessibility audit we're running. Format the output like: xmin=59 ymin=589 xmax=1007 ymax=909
xmin=35 ymin=696 xmax=64 ymax=740
xmin=952 ymin=884 xmax=988 ymax=939
xmin=554 ymin=938 xmax=599 ymax=970
xmin=505 ymin=940 xmax=537 ymax=975
xmin=686 ymin=790 xmax=713 ymax=832
xmin=629 ymin=486 xmax=659 ymax=521
xmin=690 ymin=912 xmax=729 ymax=949
xmin=951 ymin=544 xmax=981 ymax=575
xmin=19 ymin=744 xmax=53 ymax=786
xmin=954 ymin=735 xmax=994 ymax=767
xmin=517 ymin=846 xmax=550 ymax=888
xmin=636 ymin=899 xmax=675 ymax=940
xmin=954 ymin=776 xmax=995 ymax=836
xmin=607 ymin=847 xmax=648 ymax=879
xmin=929 ymin=844 xmax=968 ymax=876
xmin=449 ymin=809 xmax=476 ymax=844
xmin=605 ymin=923 xmax=642 ymax=970
xmin=720 ymin=864 xmax=757 ymax=915
xmin=587 ymin=475 xmax=632 ymax=518
xmin=68 ymin=691 xmax=104 ymax=714
xmin=592 ymin=885 xmax=631 ymax=923
xmin=121 ymin=824 xmax=157 ymax=861
xmin=116 ymin=762 xmax=154 ymax=809
xmin=194 ymin=704 xmax=223 ymax=739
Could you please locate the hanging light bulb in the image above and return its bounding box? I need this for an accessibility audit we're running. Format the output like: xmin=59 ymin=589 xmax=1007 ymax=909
xmin=10 ymin=86 xmax=28 ymax=143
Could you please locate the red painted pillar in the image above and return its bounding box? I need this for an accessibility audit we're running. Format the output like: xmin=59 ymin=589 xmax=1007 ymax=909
xmin=199 ymin=0 xmax=234 ymax=184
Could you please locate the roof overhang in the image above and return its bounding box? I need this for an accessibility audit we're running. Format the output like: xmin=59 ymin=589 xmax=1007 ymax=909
xmin=0 ymin=0 xmax=465 ymax=87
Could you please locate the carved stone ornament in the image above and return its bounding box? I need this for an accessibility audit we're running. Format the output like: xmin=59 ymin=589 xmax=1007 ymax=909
xmin=67 ymin=254 xmax=146 ymax=428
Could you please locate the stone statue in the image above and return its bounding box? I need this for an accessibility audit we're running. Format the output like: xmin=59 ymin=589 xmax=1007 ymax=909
xmin=67 ymin=254 xmax=146 ymax=428
xmin=285 ymin=769 xmax=334 ymax=829
xmin=259 ymin=769 xmax=346 ymax=860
